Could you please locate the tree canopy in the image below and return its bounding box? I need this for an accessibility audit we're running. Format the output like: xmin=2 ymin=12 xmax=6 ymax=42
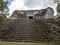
xmin=57 ymin=3 xmax=60 ymax=12
xmin=0 ymin=0 xmax=8 ymax=12
xmin=0 ymin=13 xmax=7 ymax=22
xmin=0 ymin=0 xmax=8 ymax=22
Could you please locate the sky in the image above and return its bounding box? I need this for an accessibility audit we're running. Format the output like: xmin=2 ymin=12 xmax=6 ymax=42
xmin=8 ymin=0 xmax=13 ymax=5
xmin=8 ymin=0 xmax=57 ymax=18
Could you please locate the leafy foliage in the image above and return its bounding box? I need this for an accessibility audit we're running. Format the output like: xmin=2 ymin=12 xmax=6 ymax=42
xmin=57 ymin=3 xmax=60 ymax=12
xmin=0 ymin=13 xmax=7 ymax=22
xmin=51 ymin=14 xmax=60 ymax=45
xmin=0 ymin=0 xmax=8 ymax=11
xmin=0 ymin=0 xmax=8 ymax=22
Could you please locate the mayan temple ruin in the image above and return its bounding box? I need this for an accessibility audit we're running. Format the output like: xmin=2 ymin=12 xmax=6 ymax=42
xmin=1 ymin=7 xmax=60 ymax=42
xmin=10 ymin=7 xmax=54 ymax=19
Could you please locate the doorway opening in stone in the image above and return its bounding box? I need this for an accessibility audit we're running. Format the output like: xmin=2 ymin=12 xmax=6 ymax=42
xmin=28 ymin=16 xmax=33 ymax=19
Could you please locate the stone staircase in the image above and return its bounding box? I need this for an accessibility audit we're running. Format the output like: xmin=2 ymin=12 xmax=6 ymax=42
xmin=0 ymin=19 xmax=60 ymax=42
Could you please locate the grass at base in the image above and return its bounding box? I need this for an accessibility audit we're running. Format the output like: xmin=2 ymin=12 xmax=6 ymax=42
xmin=0 ymin=41 xmax=52 ymax=45
xmin=52 ymin=40 xmax=60 ymax=45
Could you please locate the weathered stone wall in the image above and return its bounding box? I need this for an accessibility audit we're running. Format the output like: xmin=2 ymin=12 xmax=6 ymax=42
xmin=0 ymin=19 xmax=55 ymax=41
xmin=10 ymin=7 xmax=54 ymax=20
xmin=0 ymin=19 xmax=60 ymax=42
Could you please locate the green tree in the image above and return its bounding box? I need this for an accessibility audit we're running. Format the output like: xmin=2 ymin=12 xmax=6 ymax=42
xmin=55 ymin=3 xmax=60 ymax=25
xmin=0 ymin=0 xmax=8 ymax=12
xmin=54 ymin=0 xmax=60 ymax=3
xmin=0 ymin=0 xmax=8 ymax=22
xmin=57 ymin=3 xmax=60 ymax=12
xmin=51 ymin=3 xmax=60 ymax=45
xmin=0 ymin=13 xmax=7 ymax=22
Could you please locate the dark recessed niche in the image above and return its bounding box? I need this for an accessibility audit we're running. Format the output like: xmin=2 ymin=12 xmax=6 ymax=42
xmin=58 ymin=31 xmax=60 ymax=33
xmin=29 ymin=16 xmax=33 ymax=19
